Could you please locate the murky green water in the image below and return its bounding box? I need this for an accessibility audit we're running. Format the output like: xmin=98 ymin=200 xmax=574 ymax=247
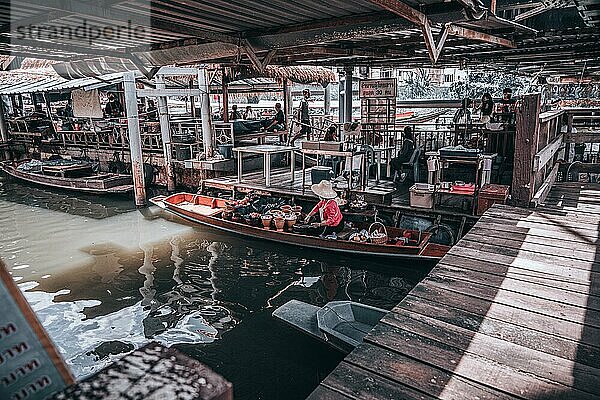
xmin=0 ymin=175 xmax=430 ymax=400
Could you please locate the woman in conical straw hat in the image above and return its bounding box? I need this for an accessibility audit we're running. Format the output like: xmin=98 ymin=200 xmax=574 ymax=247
xmin=304 ymin=180 xmax=344 ymax=236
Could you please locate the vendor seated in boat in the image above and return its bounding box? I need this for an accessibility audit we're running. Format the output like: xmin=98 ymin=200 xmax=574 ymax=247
xmin=304 ymin=180 xmax=344 ymax=236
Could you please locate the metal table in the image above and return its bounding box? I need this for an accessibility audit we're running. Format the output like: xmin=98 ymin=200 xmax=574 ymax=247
xmin=233 ymin=144 xmax=296 ymax=187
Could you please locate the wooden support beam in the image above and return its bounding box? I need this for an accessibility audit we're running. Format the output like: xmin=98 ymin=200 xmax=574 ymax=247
xmin=446 ymin=24 xmax=516 ymax=48
xmin=123 ymin=71 xmax=147 ymax=207
xmin=155 ymin=75 xmax=175 ymax=192
xmin=512 ymin=93 xmax=541 ymax=208
xmin=367 ymin=0 xmax=427 ymax=25
xmin=262 ymin=49 xmax=277 ymax=69
xmin=243 ymin=42 xmax=265 ymax=73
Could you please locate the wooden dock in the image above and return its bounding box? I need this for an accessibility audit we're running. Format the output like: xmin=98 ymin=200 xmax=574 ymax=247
xmin=308 ymin=181 xmax=600 ymax=399
xmin=203 ymin=167 xmax=398 ymax=205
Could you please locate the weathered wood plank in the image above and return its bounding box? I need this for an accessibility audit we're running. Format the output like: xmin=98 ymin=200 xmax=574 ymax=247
xmin=319 ymin=361 xmax=434 ymax=400
xmin=397 ymin=294 xmax=600 ymax=368
xmin=346 ymin=343 xmax=514 ymax=400
xmin=365 ymin=323 xmax=598 ymax=400
xmin=455 ymin=239 xmax=600 ymax=274
xmin=380 ymin=309 xmax=600 ymax=392
xmin=421 ymin=274 xmax=600 ymax=328
xmin=433 ymin=264 xmax=600 ymax=309
xmin=409 ymin=283 xmax=600 ymax=348
xmin=467 ymin=225 xmax=600 ymax=253
xmin=306 ymin=386 xmax=354 ymax=400
xmin=448 ymin=245 xmax=597 ymax=282
xmin=460 ymin=234 xmax=600 ymax=262
xmin=477 ymin=216 xmax=600 ymax=242
xmin=440 ymin=253 xmax=598 ymax=293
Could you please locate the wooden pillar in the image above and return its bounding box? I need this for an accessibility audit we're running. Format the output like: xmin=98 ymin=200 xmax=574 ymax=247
xmin=197 ymin=67 xmax=214 ymax=158
xmin=222 ymin=70 xmax=229 ymax=123
xmin=283 ymin=79 xmax=292 ymax=131
xmin=511 ymin=93 xmax=541 ymax=208
xmin=123 ymin=71 xmax=147 ymax=207
xmin=344 ymin=66 xmax=353 ymax=123
xmin=156 ymin=75 xmax=175 ymax=191
xmin=324 ymin=84 xmax=331 ymax=118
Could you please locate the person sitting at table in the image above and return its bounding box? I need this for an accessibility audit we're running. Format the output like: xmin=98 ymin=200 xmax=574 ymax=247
xmin=244 ymin=105 xmax=259 ymax=120
xmin=104 ymin=93 xmax=124 ymax=118
xmin=264 ymin=103 xmax=285 ymax=132
xmin=324 ymin=124 xmax=338 ymax=141
xmin=229 ymin=104 xmax=242 ymax=120
xmin=390 ymin=126 xmax=415 ymax=184
xmin=304 ymin=180 xmax=344 ymax=236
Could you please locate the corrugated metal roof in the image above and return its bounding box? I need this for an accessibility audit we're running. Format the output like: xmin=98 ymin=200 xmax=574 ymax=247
xmin=0 ymin=72 xmax=128 ymax=95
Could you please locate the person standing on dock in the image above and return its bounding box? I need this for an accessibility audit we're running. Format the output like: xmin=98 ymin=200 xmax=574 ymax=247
xmin=304 ymin=180 xmax=344 ymax=236
xmin=289 ymin=89 xmax=312 ymax=145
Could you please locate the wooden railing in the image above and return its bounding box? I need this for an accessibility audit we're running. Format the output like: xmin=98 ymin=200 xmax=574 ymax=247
xmin=510 ymin=95 xmax=599 ymax=207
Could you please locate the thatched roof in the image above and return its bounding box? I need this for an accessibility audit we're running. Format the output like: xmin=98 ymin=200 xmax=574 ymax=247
xmin=221 ymin=65 xmax=336 ymax=86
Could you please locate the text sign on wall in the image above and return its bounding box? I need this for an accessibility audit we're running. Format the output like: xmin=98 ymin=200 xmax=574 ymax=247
xmin=359 ymin=79 xmax=397 ymax=99
xmin=0 ymin=261 xmax=73 ymax=400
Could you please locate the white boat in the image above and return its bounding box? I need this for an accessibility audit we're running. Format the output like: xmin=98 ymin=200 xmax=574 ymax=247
xmin=272 ymin=300 xmax=387 ymax=353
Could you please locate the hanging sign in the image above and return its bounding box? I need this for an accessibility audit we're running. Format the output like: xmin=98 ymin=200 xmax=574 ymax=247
xmin=0 ymin=260 xmax=74 ymax=400
xmin=359 ymin=79 xmax=397 ymax=98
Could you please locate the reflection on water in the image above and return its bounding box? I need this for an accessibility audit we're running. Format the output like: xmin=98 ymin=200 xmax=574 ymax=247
xmin=0 ymin=176 xmax=430 ymax=400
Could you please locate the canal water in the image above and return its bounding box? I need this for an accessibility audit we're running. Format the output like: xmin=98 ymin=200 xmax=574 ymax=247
xmin=0 ymin=175 xmax=431 ymax=400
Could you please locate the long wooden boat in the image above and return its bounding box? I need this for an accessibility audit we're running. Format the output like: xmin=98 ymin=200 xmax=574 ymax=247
xmin=0 ymin=160 xmax=134 ymax=194
xmin=150 ymin=192 xmax=450 ymax=261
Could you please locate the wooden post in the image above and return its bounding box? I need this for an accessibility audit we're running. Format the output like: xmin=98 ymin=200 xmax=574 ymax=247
xmin=344 ymin=66 xmax=353 ymax=122
xmin=511 ymin=93 xmax=541 ymax=208
xmin=324 ymin=83 xmax=331 ymax=119
xmin=222 ymin=68 xmax=229 ymax=123
xmin=197 ymin=67 xmax=214 ymax=158
xmin=156 ymin=75 xmax=175 ymax=191
xmin=123 ymin=71 xmax=147 ymax=207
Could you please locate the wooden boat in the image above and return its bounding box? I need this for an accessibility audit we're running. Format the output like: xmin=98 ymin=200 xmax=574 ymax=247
xmin=150 ymin=192 xmax=450 ymax=261
xmin=0 ymin=160 xmax=134 ymax=194
xmin=273 ymin=300 xmax=387 ymax=353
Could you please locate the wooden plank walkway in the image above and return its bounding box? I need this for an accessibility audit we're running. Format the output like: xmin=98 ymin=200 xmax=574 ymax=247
xmin=307 ymin=182 xmax=600 ymax=399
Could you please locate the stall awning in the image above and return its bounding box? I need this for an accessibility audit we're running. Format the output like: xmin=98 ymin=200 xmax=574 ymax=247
xmin=0 ymin=72 xmax=136 ymax=95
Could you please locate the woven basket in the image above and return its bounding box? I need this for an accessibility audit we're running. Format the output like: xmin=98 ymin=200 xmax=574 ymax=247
xmin=369 ymin=222 xmax=388 ymax=245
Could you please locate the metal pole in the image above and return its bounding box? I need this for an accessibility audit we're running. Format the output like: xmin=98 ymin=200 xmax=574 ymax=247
xmin=338 ymin=71 xmax=345 ymax=124
xmin=324 ymin=84 xmax=331 ymax=119
xmin=283 ymin=79 xmax=293 ymax=136
xmin=123 ymin=71 xmax=147 ymax=207
xmin=0 ymin=96 xmax=8 ymax=143
xmin=197 ymin=67 xmax=214 ymax=158
xmin=222 ymin=67 xmax=229 ymax=123
xmin=344 ymin=66 xmax=354 ymax=123
xmin=156 ymin=75 xmax=175 ymax=191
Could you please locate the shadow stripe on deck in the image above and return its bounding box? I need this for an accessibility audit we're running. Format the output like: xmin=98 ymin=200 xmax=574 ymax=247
xmin=307 ymin=182 xmax=600 ymax=400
